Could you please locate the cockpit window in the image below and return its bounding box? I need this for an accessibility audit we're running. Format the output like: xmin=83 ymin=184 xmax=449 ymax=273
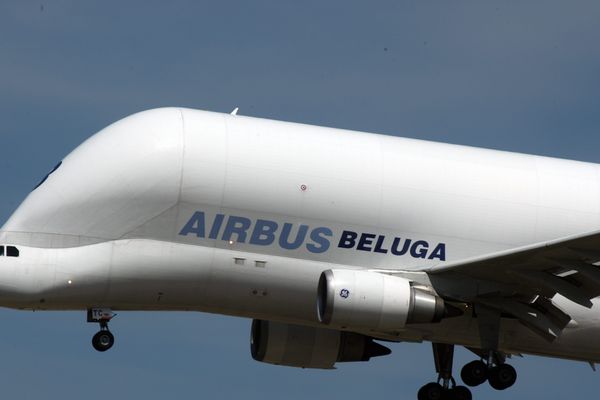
xmin=6 ymin=246 xmax=19 ymax=257
xmin=34 ymin=161 xmax=63 ymax=190
xmin=0 ymin=246 xmax=3 ymax=256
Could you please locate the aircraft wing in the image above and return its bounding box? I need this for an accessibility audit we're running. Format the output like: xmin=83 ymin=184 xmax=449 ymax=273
xmin=425 ymin=229 xmax=600 ymax=341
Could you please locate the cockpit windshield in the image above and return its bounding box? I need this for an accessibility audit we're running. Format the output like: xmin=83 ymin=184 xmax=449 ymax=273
xmin=0 ymin=246 xmax=19 ymax=257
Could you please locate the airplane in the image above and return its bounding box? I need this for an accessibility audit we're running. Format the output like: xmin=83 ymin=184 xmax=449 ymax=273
xmin=1 ymin=107 xmax=600 ymax=400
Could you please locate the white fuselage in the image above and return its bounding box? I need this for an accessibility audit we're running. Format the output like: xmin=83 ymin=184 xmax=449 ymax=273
xmin=1 ymin=108 xmax=600 ymax=362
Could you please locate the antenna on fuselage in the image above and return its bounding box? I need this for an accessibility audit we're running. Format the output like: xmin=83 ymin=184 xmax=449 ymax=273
xmin=230 ymin=107 xmax=239 ymax=116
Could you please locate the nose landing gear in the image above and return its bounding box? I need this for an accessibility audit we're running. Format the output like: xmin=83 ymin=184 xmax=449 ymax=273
xmin=92 ymin=322 xmax=115 ymax=352
xmin=87 ymin=308 xmax=116 ymax=352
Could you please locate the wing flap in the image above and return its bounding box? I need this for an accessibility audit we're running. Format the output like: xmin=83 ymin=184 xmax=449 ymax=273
xmin=426 ymin=228 xmax=600 ymax=341
xmin=477 ymin=297 xmax=566 ymax=341
xmin=511 ymin=269 xmax=592 ymax=308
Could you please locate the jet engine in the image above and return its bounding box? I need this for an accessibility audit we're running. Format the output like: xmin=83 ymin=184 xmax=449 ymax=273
xmin=250 ymin=319 xmax=391 ymax=369
xmin=317 ymin=269 xmax=446 ymax=331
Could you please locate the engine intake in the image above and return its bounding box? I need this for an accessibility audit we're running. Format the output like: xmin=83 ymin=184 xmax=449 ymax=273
xmin=250 ymin=319 xmax=391 ymax=369
xmin=317 ymin=269 xmax=446 ymax=331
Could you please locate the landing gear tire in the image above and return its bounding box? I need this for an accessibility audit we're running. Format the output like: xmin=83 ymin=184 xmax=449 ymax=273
xmin=447 ymin=385 xmax=472 ymax=400
xmin=488 ymin=364 xmax=517 ymax=390
xmin=460 ymin=360 xmax=488 ymax=387
xmin=92 ymin=330 xmax=114 ymax=352
xmin=418 ymin=344 xmax=473 ymax=400
xmin=418 ymin=383 xmax=472 ymax=400
xmin=417 ymin=382 xmax=444 ymax=400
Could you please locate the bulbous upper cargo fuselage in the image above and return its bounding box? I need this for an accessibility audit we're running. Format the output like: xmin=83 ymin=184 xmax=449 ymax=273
xmin=3 ymin=107 xmax=600 ymax=269
xmin=1 ymin=108 xmax=186 ymax=247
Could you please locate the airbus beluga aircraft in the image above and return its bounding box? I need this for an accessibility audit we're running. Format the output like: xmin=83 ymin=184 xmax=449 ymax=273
xmin=2 ymin=108 xmax=600 ymax=400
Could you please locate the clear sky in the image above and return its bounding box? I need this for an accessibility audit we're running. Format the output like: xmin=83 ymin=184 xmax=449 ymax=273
xmin=1 ymin=1 xmax=599 ymax=399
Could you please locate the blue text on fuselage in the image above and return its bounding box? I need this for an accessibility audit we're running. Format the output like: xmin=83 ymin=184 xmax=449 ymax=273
xmin=179 ymin=211 xmax=446 ymax=260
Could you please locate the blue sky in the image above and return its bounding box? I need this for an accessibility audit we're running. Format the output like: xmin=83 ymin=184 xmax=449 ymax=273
xmin=1 ymin=1 xmax=600 ymax=399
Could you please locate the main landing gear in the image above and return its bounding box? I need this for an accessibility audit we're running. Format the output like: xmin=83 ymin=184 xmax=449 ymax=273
xmin=418 ymin=343 xmax=472 ymax=400
xmin=417 ymin=344 xmax=517 ymax=400
xmin=461 ymin=352 xmax=517 ymax=391
xmin=87 ymin=308 xmax=116 ymax=352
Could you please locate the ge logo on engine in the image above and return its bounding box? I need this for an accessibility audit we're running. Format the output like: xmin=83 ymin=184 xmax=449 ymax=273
xmin=339 ymin=289 xmax=350 ymax=299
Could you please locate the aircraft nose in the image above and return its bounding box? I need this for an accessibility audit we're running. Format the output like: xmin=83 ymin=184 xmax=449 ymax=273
xmin=0 ymin=256 xmax=19 ymax=302
xmin=0 ymin=245 xmax=47 ymax=307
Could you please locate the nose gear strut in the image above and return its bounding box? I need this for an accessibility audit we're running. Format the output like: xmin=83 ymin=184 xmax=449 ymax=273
xmin=87 ymin=308 xmax=116 ymax=352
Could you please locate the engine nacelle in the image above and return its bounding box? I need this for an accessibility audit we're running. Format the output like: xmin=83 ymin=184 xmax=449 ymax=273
xmin=317 ymin=269 xmax=446 ymax=331
xmin=250 ymin=319 xmax=391 ymax=369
